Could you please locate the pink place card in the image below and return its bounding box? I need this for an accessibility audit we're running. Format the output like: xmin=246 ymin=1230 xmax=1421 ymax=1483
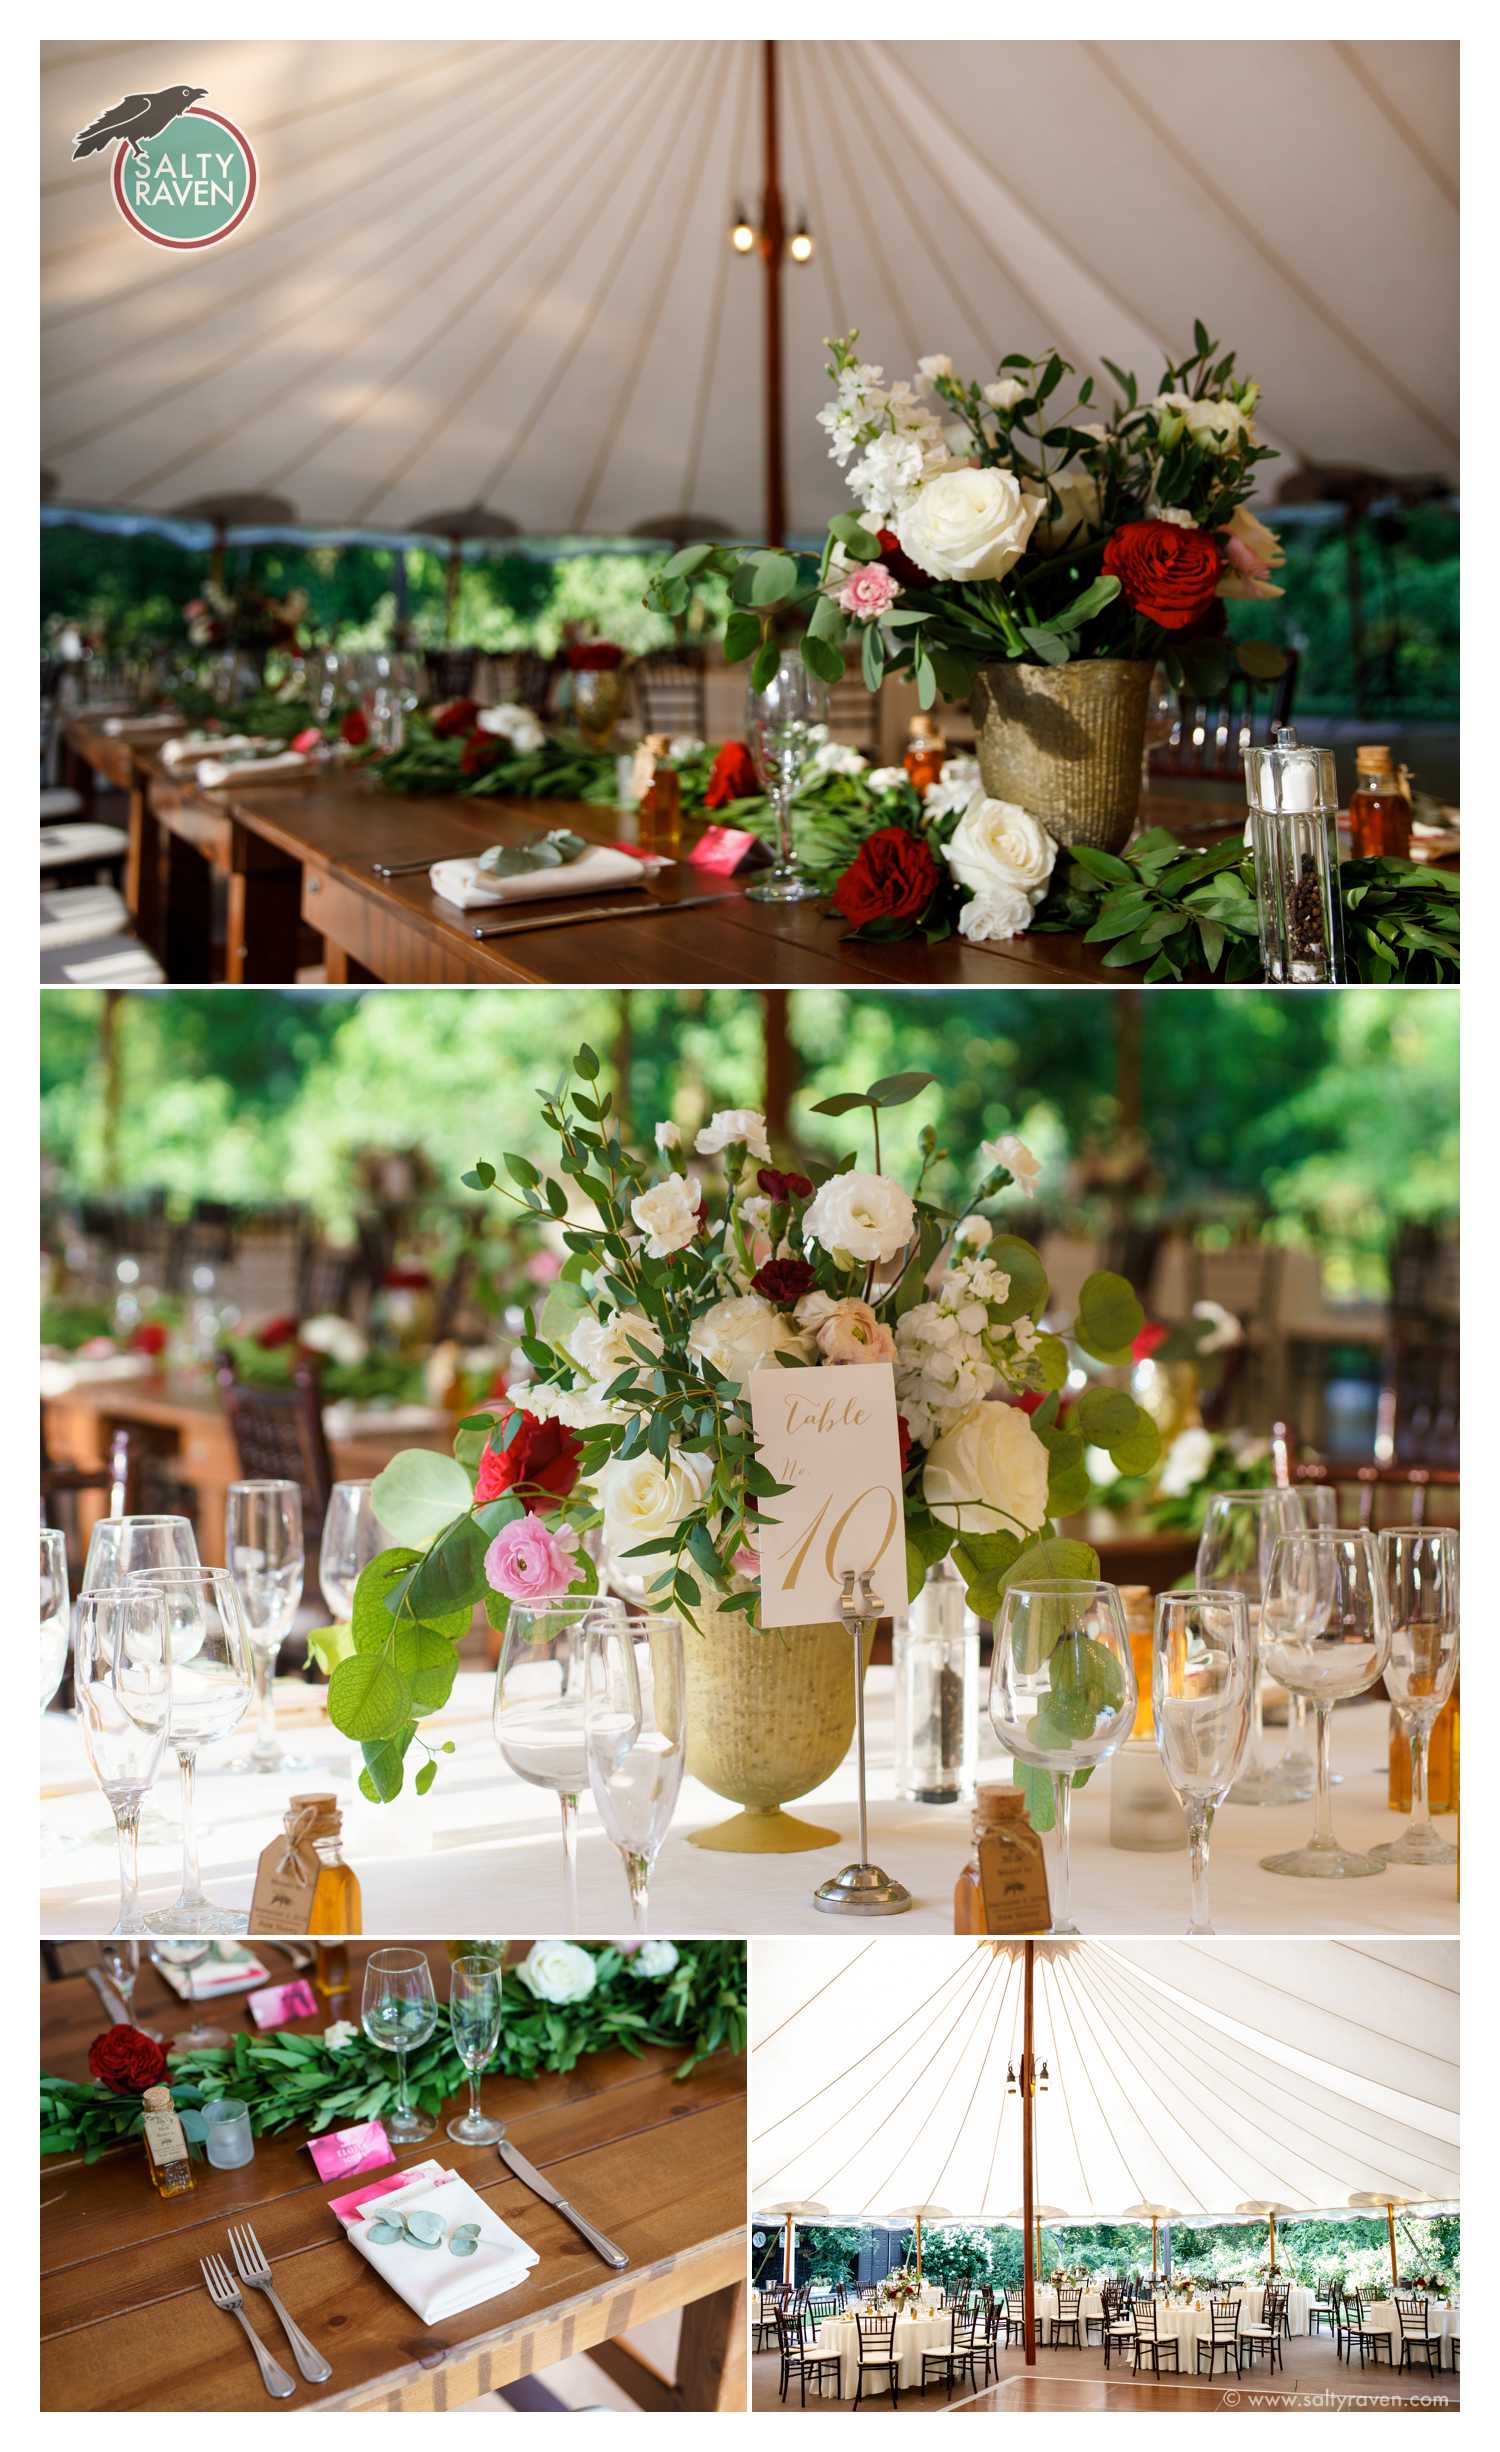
xmin=328 ymin=2158 xmax=454 ymax=2225
xmin=689 ymin=826 xmax=766 ymax=876
xmin=306 ymin=2120 xmax=396 ymax=2183
xmin=247 ymin=1977 xmax=318 ymax=2029
xmin=746 ymin=1361 xmax=907 ymax=1631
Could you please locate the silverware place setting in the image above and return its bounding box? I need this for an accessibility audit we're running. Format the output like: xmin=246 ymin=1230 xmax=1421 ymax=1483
xmin=199 ymin=2224 xmax=331 ymax=2397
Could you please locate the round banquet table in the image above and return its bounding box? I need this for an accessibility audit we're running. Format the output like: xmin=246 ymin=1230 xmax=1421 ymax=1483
xmin=817 ymin=2310 xmax=956 ymax=2396
xmin=1035 ymin=2286 xmax=1105 ymax=2337
xmin=1366 ymin=2300 xmax=1459 ymax=2368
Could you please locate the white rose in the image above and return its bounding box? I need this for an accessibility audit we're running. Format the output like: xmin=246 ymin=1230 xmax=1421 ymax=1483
xmin=567 ymin=1309 xmax=663 ymax=1383
xmin=299 ymin=1315 xmax=368 ymax=1368
xmin=1158 ymin=1426 xmax=1216 ymax=1498
xmin=945 ymin=796 xmax=1057 ymax=905
xmin=958 ymin=887 xmax=1035 ymax=944
xmin=923 ymin=755 xmax=982 ymax=822
xmin=475 ymin=702 xmax=546 ymax=751
xmin=518 ymin=1941 xmax=598 ymax=2005
xmin=695 ymin=1108 xmax=771 ymax=1163
xmin=803 ymin=1170 xmax=916 ymax=1266
xmin=654 ymin=1121 xmax=681 ymax=1152
xmin=981 ymin=1134 xmax=1042 ymax=1199
xmin=597 ymin=1449 xmax=714 ymax=1559
xmin=918 ymin=353 xmax=954 ymax=383
xmin=1151 ymin=390 xmax=1255 ymax=453
xmin=688 ymin=1293 xmax=809 ymax=1389
xmin=634 ymin=1938 xmax=679 ymax=1976
xmin=630 ymin=1171 xmax=700 ymax=1258
xmin=983 ymin=377 xmax=1028 ymax=411
xmin=895 ymin=467 xmax=1041 ymax=584
xmin=923 ymin=1402 xmax=1051 ymax=1537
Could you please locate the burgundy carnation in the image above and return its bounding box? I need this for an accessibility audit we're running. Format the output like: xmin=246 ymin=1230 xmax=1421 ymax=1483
xmin=256 ymin=1313 xmax=299 ymax=1349
xmin=876 ymin=527 xmax=935 ymax=591
xmin=340 ymin=709 xmax=369 ymax=747
xmin=830 ymin=826 xmax=941 ymax=930
xmin=752 ymin=1257 xmax=816 ymax=1305
xmin=88 ymin=2024 xmax=168 ymax=2096
xmin=704 ymin=740 xmax=760 ymax=809
xmin=757 ymin=1166 xmax=813 ymax=1204
xmin=431 ymin=697 xmax=480 ymax=738
xmin=567 ymin=641 xmax=625 ymax=671
xmin=1101 ymin=520 xmax=1223 ymax=631
xmin=460 ymin=731 xmax=506 ymax=777
xmin=475 ymin=1406 xmax=582 ymax=1512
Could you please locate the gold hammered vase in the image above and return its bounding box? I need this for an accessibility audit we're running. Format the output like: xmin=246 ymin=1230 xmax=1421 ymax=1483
xmin=682 ymin=1599 xmax=877 ymax=1855
xmin=972 ymin=658 xmax=1154 ymax=853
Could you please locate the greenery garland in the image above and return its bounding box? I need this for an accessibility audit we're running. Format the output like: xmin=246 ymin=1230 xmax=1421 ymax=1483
xmin=42 ymin=1942 xmax=745 ymax=2164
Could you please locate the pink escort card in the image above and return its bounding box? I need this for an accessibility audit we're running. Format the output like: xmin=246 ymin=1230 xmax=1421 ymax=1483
xmin=306 ymin=2119 xmax=396 ymax=2183
xmin=746 ymin=1361 xmax=906 ymax=1631
xmin=688 ymin=825 xmax=766 ymax=876
xmin=247 ymin=1977 xmax=318 ymax=2029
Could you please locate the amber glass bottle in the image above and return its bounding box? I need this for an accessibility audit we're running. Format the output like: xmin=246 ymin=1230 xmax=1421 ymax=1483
xmin=142 ymin=2085 xmax=196 ymax=2200
xmin=903 ymin=714 xmax=947 ymax=795
xmin=297 ymin=1793 xmax=362 ymax=1942
xmin=954 ymin=1786 xmax=1033 ymax=1932
xmin=1389 ymin=1686 xmax=1459 ymax=1815
xmin=1348 ymin=745 xmax=1411 ymax=859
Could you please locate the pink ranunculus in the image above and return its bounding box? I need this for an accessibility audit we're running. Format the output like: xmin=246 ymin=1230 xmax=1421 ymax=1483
xmin=812 ymin=1296 xmax=897 ymax=1366
xmin=484 ymin=1515 xmax=582 ymax=1604
xmin=837 ymin=562 xmax=902 ymax=622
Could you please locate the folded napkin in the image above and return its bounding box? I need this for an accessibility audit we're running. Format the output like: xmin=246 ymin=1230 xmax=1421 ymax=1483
xmin=323 ymin=1400 xmax=450 ymax=1441
xmin=429 ymin=843 xmax=645 ymax=911
xmin=346 ymin=2169 xmax=538 ymax=2324
xmin=160 ymin=732 xmax=272 ymax=769
xmin=196 ymin=749 xmax=311 ymax=789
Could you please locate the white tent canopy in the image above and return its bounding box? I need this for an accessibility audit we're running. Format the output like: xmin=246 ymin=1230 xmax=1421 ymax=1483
xmin=41 ymin=39 xmax=1457 ymax=539
xmin=751 ymin=1939 xmax=1458 ymax=2225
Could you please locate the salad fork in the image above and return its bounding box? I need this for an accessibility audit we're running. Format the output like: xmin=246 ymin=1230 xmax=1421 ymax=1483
xmin=228 ymin=2221 xmax=332 ymax=2382
xmin=199 ymin=2251 xmax=296 ymax=2397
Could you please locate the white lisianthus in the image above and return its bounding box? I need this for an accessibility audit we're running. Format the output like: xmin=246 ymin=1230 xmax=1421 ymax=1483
xmin=567 ymin=1309 xmax=663 ymax=1383
xmin=896 ymin=466 xmax=1041 ymax=584
xmin=667 ymin=736 xmax=705 ymax=762
xmin=918 ymin=352 xmax=954 ymax=383
xmin=654 ymin=1121 xmax=681 ymax=1152
xmin=958 ymin=887 xmax=1036 ymax=944
xmin=695 ymin=1108 xmax=771 ymax=1163
xmin=945 ymin=796 xmax=1057 ymax=906
xmin=981 ymin=1134 xmax=1042 ymax=1199
xmin=867 ymin=766 xmax=910 ymax=796
xmin=299 ymin=1315 xmax=368 ymax=1368
xmin=1152 ymin=504 xmax=1198 ymax=529
xmin=1158 ymin=1425 xmax=1217 ymax=1498
xmin=688 ymin=1294 xmax=810 ymax=1388
xmin=923 ymin=755 xmax=983 ymax=823
xmin=517 ymin=1940 xmax=598 ymax=2005
xmin=954 ymin=1215 xmax=994 ymax=1251
xmin=322 ymin=2020 xmax=359 ymax=2052
xmin=983 ymin=376 xmax=1028 ymax=411
xmin=597 ymin=1448 xmax=714 ymax=1561
xmin=1151 ymin=389 xmax=1256 ymax=453
xmin=803 ymin=1170 xmax=916 ymax=1266
xmin=630 ymin=1171 xmax=701 ymax=1258
xmin=634 ymin=1938 xmax=680 ymax=1977
xmin=922 ymin=1401 xmax=1051 ymax=1536
xmin=475 ymin=702 xmax=546 ymax=752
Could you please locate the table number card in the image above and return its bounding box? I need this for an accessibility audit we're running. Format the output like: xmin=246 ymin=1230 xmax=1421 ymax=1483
xmin=747 ymin=1362 xmax=906 ymax=1631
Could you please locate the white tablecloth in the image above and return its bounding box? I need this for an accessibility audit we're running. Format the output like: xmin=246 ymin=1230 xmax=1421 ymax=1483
xmin=817 ymin=2312 xmax=955 ymax=2395
xmin=1367 ymin=2300 xmax=1459 ymax=2368
xmin=1035 ymin=2286 xmax=1105 ymax=2334
xmin=39 ymin=1674 xmax=1458 ymax=1936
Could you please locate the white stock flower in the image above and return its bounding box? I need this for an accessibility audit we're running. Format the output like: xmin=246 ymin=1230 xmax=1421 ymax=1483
xmin=868 ymin=766 xmax=910 ymax=795
xmin=695 ymin=1108 xmax=771 ymax=1163
xmin=945 ymin=796 xmax=1057 ymax=906
xmin=894 ymin=1301 xmax=993 ymax=1444
xmin=917 ymin=353 xmax=954 ymax=383
xmin=807 ymin=738 xmax=867 ymax=782
xmin=982 ymin=1134 xmax=1042 ymax=1199
xmin=299 ymin=1315 xmax=368 ymax=1367
xmin=983 ymin=376 xmax=1028 ymax=411
xmin=803 ymin=1170 xmax=916 ymax=1266
xmin=688 ymin=1293 xmax=809 ymax=1388
xmin=597 ymin=1449 xmax=714 ymax=1559
xmin=475 ymin=702 xmax=546 ymax=752
xmin=667 ymin=736 xmax=705 ymax=762
xmin=923 ymin=755 xmax=983 ymax=823
xmin=895 ymin=466 xmax=1041 ymax=584
xmin=634 ymin=1938 xmax=680 ymax=1976
xmin=518 ymin=1941 xmax=598 ymax=2004
xmin=922 ymin=1402 xmax=1051 ymax=1536
xmin=1158 ymin=1426 xmax=1217 ymax=1498
xmin=957 ymin=886 xmax=1036 ymax=944
xmin=567 ymin=1309 xmax=663 ymax=1384
xmin=525 ymin=1378 xmax=622 ymax=1432
xmin=630 ymin=1171 xmax=701 ymax=1258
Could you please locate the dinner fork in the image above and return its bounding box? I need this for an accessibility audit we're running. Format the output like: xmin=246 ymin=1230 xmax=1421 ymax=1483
xmin=199 ymin=2252 xmax=296 ymax=2398
xmin=228 ymin=2222 xmax=332 ymax=2382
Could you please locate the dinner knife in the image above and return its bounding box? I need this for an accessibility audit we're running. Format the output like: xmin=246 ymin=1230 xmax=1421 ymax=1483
xmin=86 ymin=1965 xmax=131 ymax=2025
xmin=470 ymin=892 xmax=724 ymax=942
xmin=495 ymin=2137 xmax=629 ymax=2268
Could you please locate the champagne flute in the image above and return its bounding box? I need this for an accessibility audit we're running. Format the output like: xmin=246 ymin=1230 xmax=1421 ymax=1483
xmin=585 ymin=1613 xmax=684 ymax=1933
xmin=494 ymin=1595 xmax=628 ymax=1929
xmin=1374 ymin=1527 xmax=1458 ymax=1866
xmin=225 ymin=1479 xmax=307 ymax=1773
xmin=149 ymin=1936 xmax=228 ymax=2053
xmin=129 ymin=1566 xmax=254 ymax=1934
xmin=1194 ymin=1490 xmax=1302 ymax=1805
xmin=1259 ymin=1529 xmax=1391 ymax=1880
xmin=362 ymin=1947 xmax=438 ymax=2144
xmin=744 ymin=651 xmax=828 ymax=904
xmin=1265 ymin=1486 xmax=1337 ymax=1802
xmin=320 ymin=1481 xmax=390 ymax=1621
xmin=1153 ymin=1591 xmax=1252 ymax=1934
xmin=986 ymin=1581 xmax=1136 ymax=1934
xmin=74 ymin=1588 xmax=171 ymax=1936
xmin=446 ymin=1952 xmax=505 ymax=2144
xmin=41 ymin=1526 xmax=69 ymax=1710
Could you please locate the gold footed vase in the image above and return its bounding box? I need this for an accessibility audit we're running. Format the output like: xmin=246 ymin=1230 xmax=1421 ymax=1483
xmin=681 ymin=1598 xmax=877 ymax=1854
xmin=972 ymin=658 xmax=1154 ymax=854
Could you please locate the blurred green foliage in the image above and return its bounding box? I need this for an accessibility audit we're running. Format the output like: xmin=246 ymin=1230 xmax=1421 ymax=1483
xmin=764 ymin=2214 xmax=1458 ymax=2293
xmin=1228 ymin=502 xmax=1458 ymax=720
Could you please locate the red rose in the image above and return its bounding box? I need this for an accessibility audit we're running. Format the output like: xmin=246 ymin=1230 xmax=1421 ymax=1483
xmin=830 ymin=826 xmax=941 ymax=930
xmin=88 ymin=2024 xmax=168 ymax=2095
xmin=703 ymin=740 xmax=760 ymax=808
xmin=567 ymin=641 xmax=624 ymax=671
xmin=460 ymin=732 xmax=506 ymax=777
xmin=1101 ymin=520 xmax=1223 ymax=631
xmin=475 ymin=1406 xmax=581 ymax=1512
xmin=1131 ymin=1321 xmax=1169 ymax=1362
xmin=757 ymin=1165 xmax=813 ymax=1204
xmin=256 ymin=1313 xmax=299 ymax=1349
xmin=876 ymin=527 xmax=934 ymax=591
xmin=752 ymin=1257 xmax=815 ymax=1305
xmin=340 ymin=709 xmax=369 ymax=747
xmin=431 ymin=697 xmax=480 ymax=738
xmin=130 ymin=1321 xmax=167 ymax=1357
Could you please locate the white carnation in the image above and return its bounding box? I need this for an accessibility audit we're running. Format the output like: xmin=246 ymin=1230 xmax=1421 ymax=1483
xmin=299 ymin=1315 xmax=368 ymax=1368
xmin=923 ymin=755 xmax=983 ymax=823
xmin=630 ymin=1172 xmax=701 ymax=1258
xmin=695 ymin=1109 xmax=771 ymax=1163
xmin=983 ymin=377 xmax=1028 ymax=411
xmin=867 ymin=766 xmax=910 ymax=795
xmin=958 ymin=887 xmax=1036 ymax=944
xmin=475 ymin=702 xmax=546 ymax=752
xmin=981 ymin=1134 xmax=1042 ymax=1199
xmin=918 ymin=353 xmax=954 ymax=382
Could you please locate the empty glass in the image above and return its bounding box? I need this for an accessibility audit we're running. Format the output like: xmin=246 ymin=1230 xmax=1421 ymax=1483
xmin=98 ymin=1938 xmax=148 ymax=2028
xmin=987 ymin=1581 xmax=1136 ymax=1934
xmin=1259 ymin=1529 xmax=1391 ymax=1880
xmin=129 ymin=1566 xmax=254 ymax=1933
xmin=1266 ymin=1486 xmax=1337 ymax=1803
xmin=83 ymin=1512 xmax=199 ymax=1592
xmin=744 ymin=652 xmax=828 ymax=903
xmin=495 ymin=1595 xmax=628 ymax=1928
xmin=1375 ymin=1527 xmax=1459 ymax=1867
xmin=1153 ymin=1592 xmax=1253 ymax=1935
xmin=320 ymin=1482 xmax=390 ymax=1622
xmin=150 ymin=1936 xmax=229 ymax=2052
xmin=446 ymin=1951 xmax=505 ymax=2144
xmin=1194 ymin=1490 xmax=1302 ymax=1804
xmin=41 ymin=1526 xmax=69 ymax=1710
xmin=362 ymin=1947 xmax=438 ymax=2144
xmin=225 ymin=1479 xmax=306 ymax=1774
xmin=585 ymin=1613 xmax=684 ymax=1933
xmin=74 ymin=1589 xmax=171 ymax=1936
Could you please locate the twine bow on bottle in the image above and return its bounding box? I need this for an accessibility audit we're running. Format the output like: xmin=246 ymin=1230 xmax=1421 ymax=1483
xmin=274 ymin=1804 xmax=321 ymax=1885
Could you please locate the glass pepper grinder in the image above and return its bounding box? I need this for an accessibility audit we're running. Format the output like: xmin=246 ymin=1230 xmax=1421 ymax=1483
xmin=1243 ymin=726 xmax=1345 ymax=984
xmin=893 ymin=1557 xmax=979 ymax=1805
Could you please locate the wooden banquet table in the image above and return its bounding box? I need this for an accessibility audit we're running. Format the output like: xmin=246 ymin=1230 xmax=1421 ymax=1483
xmin=40 ymin=1945 xmax=747 ymax=2412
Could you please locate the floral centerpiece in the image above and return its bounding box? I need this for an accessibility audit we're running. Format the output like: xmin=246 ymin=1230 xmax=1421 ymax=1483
xmin=880 ymin=2266 xmax=925 ymax=2313
xmin=318 ymin=1053 xmax=1159 ymax=1840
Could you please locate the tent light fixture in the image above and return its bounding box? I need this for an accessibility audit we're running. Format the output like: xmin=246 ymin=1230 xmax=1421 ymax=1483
xmin=730 ymin=202 xmax=756 ymax=255
xmin=788 ymin=219 xmax=815 ymax=264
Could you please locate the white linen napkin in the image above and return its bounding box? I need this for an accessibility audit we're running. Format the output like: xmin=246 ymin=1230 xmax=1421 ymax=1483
xmin=195 ymin=750 xmax=311 ymax=789
xmin=160 ymin=732 xmax=271 ymax=769
xmin=101 ymin=712 xmax=179 ymax=735
xmin=345 ymin=2169 xmax=539 ymax=2324
xmin=429 ymin=843 xmax=647 ymax=911
xmin=155 ymin=1942 xmax=271 ymax=1998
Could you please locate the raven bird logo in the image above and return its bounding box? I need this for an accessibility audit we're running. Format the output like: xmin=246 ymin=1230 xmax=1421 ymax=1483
xmin=73 ymin=84 xmax=208 ymax=161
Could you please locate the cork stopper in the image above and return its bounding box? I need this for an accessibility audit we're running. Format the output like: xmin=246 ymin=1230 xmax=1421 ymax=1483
xmin=289 ymin=1792 xmax=342 ymax=1837
xmin=143 ymin=2086 xmax=172 ymax=2111
xmin=908 ymin=713 xmax=945 ymax=745
xmin=1356 ymin=744 xmax=1395 ymax=770
xmin=972 ymin=1783 xmax=1027 ymax=1834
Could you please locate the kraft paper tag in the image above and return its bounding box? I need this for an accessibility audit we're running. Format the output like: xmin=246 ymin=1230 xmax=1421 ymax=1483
xmin=977 ymin=1818 xmax=1052 ymax=1934
xmin=248 ymin=1806 xmax=320 ymax=1934
xmin=746 ymin=1362 xmax=906 ymax=1631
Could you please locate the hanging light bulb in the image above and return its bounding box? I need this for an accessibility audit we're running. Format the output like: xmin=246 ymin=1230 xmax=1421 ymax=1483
xmin=788 ymin=218 xmax=815 ymax=264
xmin=729 ymin=201 xmax=756 ymax=255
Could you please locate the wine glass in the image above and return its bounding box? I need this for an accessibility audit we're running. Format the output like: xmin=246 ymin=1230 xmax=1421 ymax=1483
xmin=744 ymin=651 xmax=828 ymax=904
xmin=225 ymin=1480 xmax=307 ymax=1774
xmin=585 ymin=1613 xmax=684 ymax=1933
xmin=74 ymin=1588 xmax=171 ymax=1936
xmin=149 ymin=1936 xmax=228 ymax=2053
xmin=986 ymin=1581 xmax=1136 ymax=1934
xmin=83 ymin=1513 xmax=199 ymax=1591
xmin=320 ymin=1482 xmax=390 ymax=1621
xmin=1194 ymin=1490 xmax=1302 ymax=1805
xmin=1374 ymin=1527 xmax=1458 ymax=1867
xmin=362 ymin=1947 xmax=438 ymax=2144
xmin=1258 ymin=1529 xmax=1391 ymax=1880
xmin=494 ymin=1595 xmax=627 ymax=1928
xmin=99 ymin=1937 xmax=144 ymax=2023
xmin=1264 ymin=1486 xmax=1337 ymax=1802
xmin=41 ymin=1527 xmax=69 ymax=1710
xmin=446 ymin=1951 xmax=505 ymax=2144
xmin=1152 ymin=1591 xmax=1252 ymax=1934
xmin=129 ymin=1567 xmax=254 ymax=1934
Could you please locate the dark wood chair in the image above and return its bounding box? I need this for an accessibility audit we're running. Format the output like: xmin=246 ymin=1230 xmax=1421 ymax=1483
xmin=1271 ymin=1422 xmax=1459 ymax=1529
xmin=1196 ymin=2298 xmax=1242 ymax=2377
xmin=214 ymin=1348 xmax=334 ymax=1544
xmin=1131 ymin=2300 xmax=1180 ymax=2375
xmin=1149 ymin=650 xmax=1299 ymax=782
xmin=41 ymin=1421 xmax=140 ymax=1589
xmin=1343 ymin=2292 xmax=1393 ymax=2369
xmin=1378 ymin=1223 xmax=1459 ymax=1467
xmin=774 ymin=2307 xmax=842 ymax=2406
xmin=852 ymin=2311 xmax=900 ymax=2409
xmin=1238 ymin=2285 xmax=1288 ymax=2372
xmin=1395 ymin=2297 xmax=1444 ymax=2374
xmin=920 ymin=2309 xmax=982 ymax=2400
xmin=294 ymin=1221 xmax=364 ymax=1322
xmin=633 ymin=650 xmax=707 ymax=738
xmin=1048 ymin=2284 xmax=1085 ymax=2349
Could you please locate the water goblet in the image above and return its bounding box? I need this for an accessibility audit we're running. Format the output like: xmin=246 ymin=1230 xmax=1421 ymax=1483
xmin=1264 ymin=1485 xmax=1338 ymax=1802
xmin=495 ymin=1596 xmax=630 ymax=1928
xmin=1374 ymin=1527 xmax=1458 ymax=1867
xmin=1194 ymin=1490 xmax=1302 ymax=1804
xmin=129 ymin=1566 xmax=255 ymax=1933
xmin=744 ymin=652 xmax=828 ymax=903
xmin=446 ymin=1952 xmax=505 ymax=2144
xmin=1152 ymin=1591 xmax=1253 ymax=1934
xmin=41 ymin=1526 xmax=69 ymax=1710
xmin=584 ymin=1613 xmax=685 ymax=1933
xmin=149 ymin=1937 xmax=229 ymax=2053
xmin=987 ymin=1581 xmax=1136 ymax=1934
xmin=1258 ymin=1529 xmax=1391 ymax=1880
xmin=320 ymin=1481 xmax=390 ymax=1622
xmin=362 ymin=1947 xmax=438 ymax=2144
xmin=83 ymin=1512 xmax=199 ymax=1592
xmin=74 ymin=1588 xmax=171 ymax=1936
xmin=225 ymin=1479 xmax=307 ymax=1774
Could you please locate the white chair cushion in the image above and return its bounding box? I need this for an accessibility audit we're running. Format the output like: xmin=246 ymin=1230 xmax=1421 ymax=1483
xmin=40 ymin=786 xmax=84 ymax=822
xmin=39 ymin=884 xmax=128 ymax=949
xmin=39 ymin=821 xmax=128 ymax=867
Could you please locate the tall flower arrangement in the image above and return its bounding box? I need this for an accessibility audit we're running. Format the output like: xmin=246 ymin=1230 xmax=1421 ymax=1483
xmin=320 ymin=1055 xmax=1159 ymax=1814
